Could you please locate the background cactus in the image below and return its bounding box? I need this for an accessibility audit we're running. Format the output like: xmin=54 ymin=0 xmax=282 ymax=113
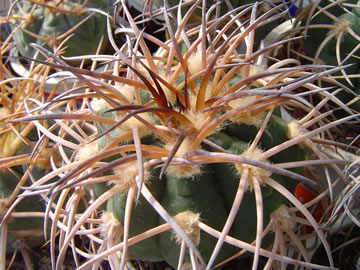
xmin=0 ymin=26 xmax=68 ymax=268
xmin=3 ymin=0 xmax=360 ymax=269
xmin=8 ymin=0 xmax=110 ymax=64
xmin=295 ymin=0 xmax=360 ymax=110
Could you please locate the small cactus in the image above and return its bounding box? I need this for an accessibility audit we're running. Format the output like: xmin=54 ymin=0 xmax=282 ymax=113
xmin=9 ymin=0 xmax=109 ymax=64
xmin=297 ymin=0 xmax=360 ymax=110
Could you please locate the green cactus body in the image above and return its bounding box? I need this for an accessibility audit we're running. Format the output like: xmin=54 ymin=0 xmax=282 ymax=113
xmin=99 ymin=112 xmax=306 ymax=267
xmin=208 ymin=118 xmax=303 ymax=244
xmin=0 ymin=169 xmax=44 ymax=252
xmin=106 ymin=193 xmax=164 ymax=262
xmin=106 ymin=168 xmax=166 ymax=262
xmin=159 ymin=168 xmax=234 ymax=267
xmin=10 ymin=0 xmax=109 ymax=64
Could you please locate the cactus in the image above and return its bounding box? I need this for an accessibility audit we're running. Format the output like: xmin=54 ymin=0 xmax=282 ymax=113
xmin=8 ymin=1 xmax=360 ymax=269
xmin=0 ymin=143 xmax=62 ymax=268
xmin=325 ymin=150 xmax=360 ymax=228
xmin=0 ymin=168 xmax=44 ymax=249
xmin=9 ymin=0 xmax=109 ymax=64
xmin=295 ymin=0 xmax=360 ymax=110
xmin=0 ymin=35 xmax=66 ymax=267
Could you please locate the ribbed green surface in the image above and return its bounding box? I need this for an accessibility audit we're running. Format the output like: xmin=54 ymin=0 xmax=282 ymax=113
xmin=103 ymin=114 xmax=306 ymax=267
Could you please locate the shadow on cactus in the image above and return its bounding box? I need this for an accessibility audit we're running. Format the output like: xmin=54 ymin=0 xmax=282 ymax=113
xmin=9 ymin=1 xmax=360 ymax=269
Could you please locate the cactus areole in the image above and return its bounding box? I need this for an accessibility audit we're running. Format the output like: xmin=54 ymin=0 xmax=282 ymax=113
xmin=10 ymin=0 xmax=109 ymax=63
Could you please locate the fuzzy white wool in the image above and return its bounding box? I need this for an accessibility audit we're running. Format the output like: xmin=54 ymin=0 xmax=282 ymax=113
xmin=165 ymin=137 xmax=201 ymax=178
xmin=235 ymin=148 xmax=272 ymax=189
xmin=76 ymin=141 xmax=99 ymax=163
xmin=100 ymin=212 xmax=123 ymax=243
xmin=173 ymin=211 xmax=201 ymax=246
xmin=188 ymin=50 xmax=203 ymax=76
xmin=90 ymin=98 xmax=110 ymax=113
xmin=115 ymin=112 xmax=155 ymax=138
xmin=112 ymin=161 xmax=151 ymax=190
xmin=287 ymin=120 xmax=307 ymax=140
xmin=271 ymin=205 xmax=294 ymax=232
xmin=114 ymin=84 xmax=135 ymax=104
xmin=228 ymin=96 xmax=265 ymax=127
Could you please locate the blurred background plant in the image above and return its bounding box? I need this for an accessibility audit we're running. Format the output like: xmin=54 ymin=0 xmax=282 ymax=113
xmin=0 ymin=5 xmax=61 ymax=267
xmin=284 ymin=0 xmax=360 ymax=113
xmin=8 ymin=0 xmax=110 ymax=64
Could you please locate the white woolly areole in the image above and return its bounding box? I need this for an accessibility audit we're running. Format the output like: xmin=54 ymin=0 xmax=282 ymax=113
xmin=114 ymin=84 xmax=135 ymax=104
xmin=90 ymin=98 xmax=110 ymax=114
xmin=228 ymin=96 xmax=264 ymax=127
xmin=112 ymin=161 xmax=151 ymax=190
xmin=188 ymin=50 xmax=203 ymax=76
xmin=115 ymin=112 xmax=155 ymax=138
xmin=280 ymin=108 xmax=307 ymax=140
xmin=271 ymin=204 xmax=294 ymax=232
xmin=177 ymin=86 xmax=215 ymax=133
xmin=242 ymin=64 xmax=267 ymax=87
xmin=332 ymin=17 xmax=352 ymax=36
xmin=75 ymin=141 xmax=99 ymax=163
xmin=100 ymin=212 xmax=123 ymax=243
xmin=183 ymin=108 xmax=208 ymax=133
xmin=35 ymin=147 xmax=61 ymax=171
xmin=287 ymin=120 xmax=307 ymax=140
xmin=173 ymin=211 xmax=201 ymax=246
xmin=166 ymin=163 xmax=201 ymax=179
xmin=162 ymin=81 xmax=177 ymax=105
xmin=235 ymin=148 xmax=272 ymax=189
xmin=165 ymin=137 xmax=201 ymax=178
